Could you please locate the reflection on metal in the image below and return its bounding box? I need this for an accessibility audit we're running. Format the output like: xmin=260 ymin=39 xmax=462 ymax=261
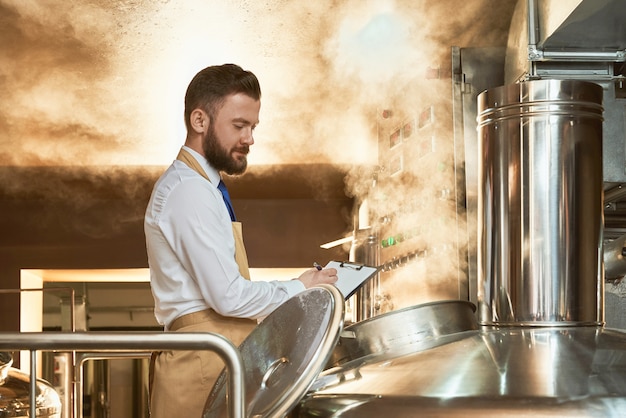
xmin=296 ymin=327 xmax=626 ymax=417
xmin=0 ymin=287 xmax=77 ymax=418
xmin=0 ymin=332 xmax=246 ymax=418
xmin=204 ymin=285 xmax=344 ymax=418
xmin=325 ymin=300 xmax=477 ymax=369
xmin=506 ymin=1 xmax=626 ymax=186
xmin=604 ymin=234 xmax=626 ymax=280
xmin=0 ymin=351 xmax=61 ymax=418
xmin=477 ymin=79 xmax=604 ymax=326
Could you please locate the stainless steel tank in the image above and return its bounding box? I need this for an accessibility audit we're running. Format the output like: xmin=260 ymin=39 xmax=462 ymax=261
xmin=293 ymin=79 xmax=626 ymax=417
xmin=477 ymin=79 xmax=605 ymax=327
xmin=0 ymin=352 xmax=62 ymax=418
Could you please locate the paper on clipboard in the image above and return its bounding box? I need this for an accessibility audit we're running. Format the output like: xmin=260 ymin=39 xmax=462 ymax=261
xmin=325 ymin=260 xmax=380 ymax=299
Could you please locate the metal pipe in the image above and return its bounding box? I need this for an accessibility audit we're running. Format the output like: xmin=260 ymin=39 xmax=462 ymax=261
xmin=30 ymin=350 xmax=36 ymax=418
xmin=74 ymin=352 xmax=153 ymax=418
xmin=527 ymin=0 xmax=538 ymax=47
xmin=352 ymin=230 xmax=379 ymax=322
xmin=540 ymin=50 xmax=626 ymax=61
xmin=0 ymin=332 xmax=246 ymax=418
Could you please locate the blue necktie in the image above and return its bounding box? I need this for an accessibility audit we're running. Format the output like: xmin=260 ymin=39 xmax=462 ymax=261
xmin=217 ymin=180 xmax=236 ymax=221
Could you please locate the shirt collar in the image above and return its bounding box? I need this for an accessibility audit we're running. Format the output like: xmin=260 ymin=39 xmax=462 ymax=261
xmin=181 ymin=145 xmax=221 ymax=185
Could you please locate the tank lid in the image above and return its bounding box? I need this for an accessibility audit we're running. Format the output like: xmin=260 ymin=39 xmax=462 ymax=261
xmin=204 ymin=284 xmax=344 ymax=418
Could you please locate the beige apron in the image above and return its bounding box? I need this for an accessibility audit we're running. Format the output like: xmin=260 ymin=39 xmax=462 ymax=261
xmin=149 ymin=148 xmax=256 ymax=418
xmin=176 ymin=148 xmax=251 ymax=279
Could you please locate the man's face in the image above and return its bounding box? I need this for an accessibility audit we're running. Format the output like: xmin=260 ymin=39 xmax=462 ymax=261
xmin=203 ymin=92 xmax=260 ymax=175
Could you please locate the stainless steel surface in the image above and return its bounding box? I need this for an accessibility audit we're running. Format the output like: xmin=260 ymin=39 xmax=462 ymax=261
xmin=604 ymin=234 xmax=626 ymax=280
xmin=477 ymin=79 xmax=604 ymax=326
xmin=204 ymin=284 xmax=344 ymax=418
xmin=327 ymin=300 xmax=477 ymax=368
xmin=1 ymin=351 xmax=61 ymax=418
xmin=532 ymin=0 xmax=626 ymax=59
xmin=452 ymin=46 xmax=509 ymax=311
xmin=294 ymin=75 xmax=626 ymax=417
xmin=350 ymin=229 xmax=380 ymax=322
xmin=295 ymin=327 xmax=626 ymax=417
xmin=74 ymin=352 xmax=152 ymax=418
xmin=508 ymin=0 xmax=626 ymax=77
xmin=0 ymin=332 xmax=246 ymax=418
xmin=293 ymin=2 xmax=626 ymax=417
xmin=505 ymin=1 xmax=626 ymax=188
xmin=605 ymin=184 xmax=626 ymax=205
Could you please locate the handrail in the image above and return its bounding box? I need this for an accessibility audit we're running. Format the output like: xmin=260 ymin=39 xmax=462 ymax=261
xmin=0 ymin=332 xmax=246 ymax=418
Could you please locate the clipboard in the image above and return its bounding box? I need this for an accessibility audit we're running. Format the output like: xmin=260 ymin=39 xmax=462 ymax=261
xmin=324 ymin=261 xmax=380 ymax=300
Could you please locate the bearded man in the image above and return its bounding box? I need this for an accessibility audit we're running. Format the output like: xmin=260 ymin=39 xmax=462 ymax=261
xmin=144 ymin=64 xmax=337 ymax=417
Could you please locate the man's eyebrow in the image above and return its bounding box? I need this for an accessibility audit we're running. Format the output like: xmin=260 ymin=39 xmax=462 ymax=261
xmin=232 ymin=117 xmax=258 ymax=125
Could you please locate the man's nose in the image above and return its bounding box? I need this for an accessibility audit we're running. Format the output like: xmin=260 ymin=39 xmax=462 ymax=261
xmin=242 ymin=128 xmax=254 ymax=145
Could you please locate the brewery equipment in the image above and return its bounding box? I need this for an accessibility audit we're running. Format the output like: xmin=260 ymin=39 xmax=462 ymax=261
xmin=292 ymin=1 xmax=626 ymax=416
xmin=0 ymin=351 xmax=61 ymax=418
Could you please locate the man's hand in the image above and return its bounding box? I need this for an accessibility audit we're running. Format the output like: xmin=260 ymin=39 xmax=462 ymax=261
xmin=297 ymin=267 xmax=338 ymax=288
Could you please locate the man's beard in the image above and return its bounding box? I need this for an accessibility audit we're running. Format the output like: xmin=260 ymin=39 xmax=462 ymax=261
xmin=202 ymin=125 xmax=249 ymax=175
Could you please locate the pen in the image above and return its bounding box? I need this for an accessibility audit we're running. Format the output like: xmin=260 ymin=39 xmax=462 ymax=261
xmin=313 ymin=262 xmax=322 ymax=271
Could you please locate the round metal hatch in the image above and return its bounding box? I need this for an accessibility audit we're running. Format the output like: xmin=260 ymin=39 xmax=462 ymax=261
xmin=203 ymin=284 xmax=344 ymax=418
xmin=328 ymin=300 xmax=477 ymax=368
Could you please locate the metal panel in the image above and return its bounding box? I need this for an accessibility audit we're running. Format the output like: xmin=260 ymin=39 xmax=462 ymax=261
xmin=540 ymin=0 xmax=626 ymax=54
xmin=452 ymin=47 xmax=507 ymax=309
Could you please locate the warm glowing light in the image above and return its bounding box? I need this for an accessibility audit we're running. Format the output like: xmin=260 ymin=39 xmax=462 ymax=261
xmin=27 ymin=268 xmax=307 ymax=283
xmin=320 ymin=236 xmax=354 ymax=249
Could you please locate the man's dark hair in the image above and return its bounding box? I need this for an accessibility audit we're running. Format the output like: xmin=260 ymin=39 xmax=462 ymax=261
xmin=184 ymin=64 xmax=261 ymax=130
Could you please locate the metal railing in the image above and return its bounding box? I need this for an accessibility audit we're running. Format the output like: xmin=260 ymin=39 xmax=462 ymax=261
xmin=0 ymin=332 xmax=246 ymax=418
xmin=73 ymin=351 xmax=153 ymax=418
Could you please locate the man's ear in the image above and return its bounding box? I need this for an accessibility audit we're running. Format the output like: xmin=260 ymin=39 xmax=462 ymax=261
xmin=189 ymin=108 xmax=209 ymax=134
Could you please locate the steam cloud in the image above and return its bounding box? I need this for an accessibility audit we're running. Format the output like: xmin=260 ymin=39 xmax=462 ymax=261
xmin=0 ymin=0 xmax=514 ymax=167
xmin=0 ymin=0 xmax=517 ymax=303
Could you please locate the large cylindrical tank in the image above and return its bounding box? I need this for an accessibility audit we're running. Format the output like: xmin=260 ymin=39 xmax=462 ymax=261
xmin=477 ymin=79 xmax=604 ymax=326
xmin=0 ymin=352 xmax=62 ymax=418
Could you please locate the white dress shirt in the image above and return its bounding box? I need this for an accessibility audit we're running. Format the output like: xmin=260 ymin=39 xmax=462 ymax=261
xmin=144 ymin=146 xmax=305 ymax=329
